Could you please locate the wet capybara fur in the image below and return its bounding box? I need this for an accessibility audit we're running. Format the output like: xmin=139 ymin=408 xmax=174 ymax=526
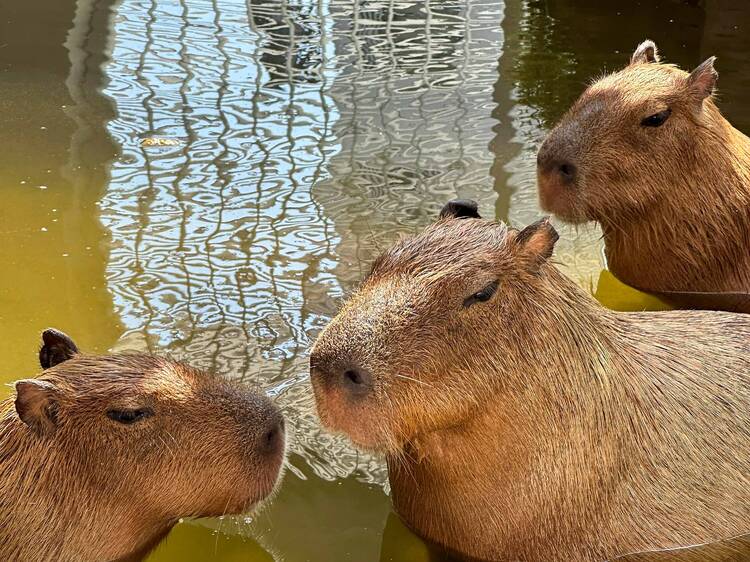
xmin=310 ymin=200 xmax=750 ymax=562
xmin=0 ymin=329 xmax=285 ymax=562
xmin=537 ymin=40 xmax=750 ymax=295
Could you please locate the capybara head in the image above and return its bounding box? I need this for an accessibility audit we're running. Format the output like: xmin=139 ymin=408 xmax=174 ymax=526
xmin=14 ymin=329 xmax=285 ymax=519
xmin=537 ymin=40 xmax=720 ymax=223
xmin=310 ymin=200 xmax=559 ymax=451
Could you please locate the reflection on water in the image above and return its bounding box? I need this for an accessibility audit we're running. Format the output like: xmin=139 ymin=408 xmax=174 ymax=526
xmin=100 ymin=0 xmax=508 ymax=558
xmin=2 ymin=0 xmax=750 ymax=560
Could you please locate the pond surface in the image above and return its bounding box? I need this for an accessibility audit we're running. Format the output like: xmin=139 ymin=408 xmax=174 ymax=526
xmin=1 ymin=0 xmax=749 ymax=560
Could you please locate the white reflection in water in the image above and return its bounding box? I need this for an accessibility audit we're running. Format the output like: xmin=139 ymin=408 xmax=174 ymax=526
xmin=100 ymin=0 xmax=515 ymax=487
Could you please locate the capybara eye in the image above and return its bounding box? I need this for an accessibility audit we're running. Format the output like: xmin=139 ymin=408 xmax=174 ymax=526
xmin=106 ymin=407 xmax=154 ymax=425
xmin=463 ymin=280 xmax=499 ymax=308
xmin=640 ymin=108 xmax=672 ymax=128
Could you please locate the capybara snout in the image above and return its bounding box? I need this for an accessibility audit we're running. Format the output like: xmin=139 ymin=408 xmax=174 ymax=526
xmin=310 ymin=353 xmax=374 ymax=398
xmin=231 ymin=390 xmax=286 ymax=460
xmin=536 ymin=148 xmax=577 ymax=185
xmin=537 ymin=134 xmax=582 ymax=221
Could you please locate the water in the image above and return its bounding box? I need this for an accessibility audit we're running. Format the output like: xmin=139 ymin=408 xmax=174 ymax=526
xmin=1 ymin=0 xmax=748 ymax=560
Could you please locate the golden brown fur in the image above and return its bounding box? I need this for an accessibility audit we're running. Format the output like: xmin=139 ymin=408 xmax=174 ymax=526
xmin=310 ymin=206 xmax=750 ymax=561
xmin=0 ymin=331 xmax=285 ymax=562
xmin=537 ymin=40 xmax=750 ymax=294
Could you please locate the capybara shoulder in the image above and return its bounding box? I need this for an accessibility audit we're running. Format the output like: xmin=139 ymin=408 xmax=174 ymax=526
xmin=537 ymin=39 xmax=750 ymax=297
xmin=0 ymin=329 xmax=285 ymax=562
xmin=311 ymin=200 xmax=750 ymax=562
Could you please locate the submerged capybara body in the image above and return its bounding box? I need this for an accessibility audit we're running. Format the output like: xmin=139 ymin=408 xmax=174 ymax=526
xmin=537 ymin=40 xmax=750 ymax=296
xmin=310 ymin=200 xmax=750 ymax=562
xmin=0 ymin=329 xmax=285 ymax=562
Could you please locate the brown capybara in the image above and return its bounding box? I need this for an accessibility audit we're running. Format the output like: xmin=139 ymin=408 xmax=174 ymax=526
xmin=310 ymin=200 xmax=750 ymax=562
xmin=0 ymin=329 xmax=286 ymax=562
xmin=537 ymin=40 xmax=750 ymax=298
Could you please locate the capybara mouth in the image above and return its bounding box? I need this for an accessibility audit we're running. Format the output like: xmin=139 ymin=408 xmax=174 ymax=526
xmin=252 ymin=455 xmax=288 ymax=511
xmin=537 ymin=170 xmax=588 ymax=224
xmin=312 ymin=385 xmax=396 ymax=452
xmin=234 ymin=452 xmax=287 ymax=516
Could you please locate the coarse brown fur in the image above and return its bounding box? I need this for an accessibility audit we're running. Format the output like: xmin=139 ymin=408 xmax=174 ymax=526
xmin=0 ymin=330 xmax=285 ymax=562
xmin=310 ymin=205 xmax=750 ymax=562
xmin=537 ymin=39 xmax=750 ymax=294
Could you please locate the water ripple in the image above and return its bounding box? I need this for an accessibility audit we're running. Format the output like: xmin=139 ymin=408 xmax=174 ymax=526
xmin=100 ymin=0 xmax=560 ymax=490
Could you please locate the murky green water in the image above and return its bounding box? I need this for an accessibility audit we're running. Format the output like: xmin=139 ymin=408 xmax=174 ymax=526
xmin=1 ymin=0 xmax=748 ymax=560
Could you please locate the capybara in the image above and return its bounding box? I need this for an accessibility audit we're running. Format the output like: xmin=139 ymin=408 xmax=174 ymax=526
xmin=310 ymin=200 xmax=750 ymax=562
xmin=0 ymin=329 xmax=286 ymax=562
xmin=537 ymin=40 xmax=750 ymax=297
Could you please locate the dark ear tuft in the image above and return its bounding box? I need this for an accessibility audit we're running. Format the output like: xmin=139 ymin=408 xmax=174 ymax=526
xmin=687 ymin=56 xmax=718 ymax=102
xmin=15 ymin=379 xmax=59 ymax=436
xmin=515 ymin=217 xmax=559 ymax=267
xmin=40 ymin=329 xmax=79 ymax=370
xmin=630 ymin=40 xmax=659 ymax=65
xmin=439 ymin=199 xmax=481 ymax=220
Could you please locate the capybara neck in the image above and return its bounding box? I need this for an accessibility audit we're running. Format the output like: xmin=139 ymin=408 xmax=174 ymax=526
xmin=0 ymin=400 xmax=170 ymax=562
xmin=601 ymin=103 xmax=750 ymax=293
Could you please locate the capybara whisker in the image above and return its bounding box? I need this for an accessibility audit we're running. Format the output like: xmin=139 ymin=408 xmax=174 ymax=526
xmin=393 ymin=374 xmax=434 ymax=388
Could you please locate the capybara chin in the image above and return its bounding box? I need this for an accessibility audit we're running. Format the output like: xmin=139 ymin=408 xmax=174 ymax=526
xmin=310 ymin=200 xmax=750 ymax=562
xmin=537 ymin=39 xmax=750 ymax=295
xmin=0 ymin=329 xmax=286 ymax=562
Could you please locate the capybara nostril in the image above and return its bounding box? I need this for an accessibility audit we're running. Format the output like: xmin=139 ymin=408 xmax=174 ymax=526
xmin=342 ymin=366 xmax=373 ymax=396
xmin=557 ymin=161 xmax=576 ymax=183
xmin=537 ymin=146 xmax=575 ymax=184
xmin=260 ymin=416 xmax=285 ymax=457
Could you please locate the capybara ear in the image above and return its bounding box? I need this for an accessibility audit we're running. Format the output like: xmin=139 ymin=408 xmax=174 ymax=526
xmin=514 ymin=217 xmax=559 ymax=269
xmin=630 ymin=40 xmax=659 ymax=65
xmin=439 ymin=199 xmax=481 ymax=220
xmin=687 ymin=57 xmax=718 ymax=102
xmin=15 ymin=380 xmax=59 ymax=436
xmin=39 ymin=328 xmax=79 ymax=370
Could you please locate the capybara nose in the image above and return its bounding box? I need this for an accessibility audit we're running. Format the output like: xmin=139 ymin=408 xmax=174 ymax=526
xmin=555 ymin=161 xmax=577 ymax=183
xmin=537 ymin=148 xmax=577 ymax=185
xmin=310 ymin=353 xmax=374 ymax=398
xmin=260 ymin=415 xmax=285 ymax=457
